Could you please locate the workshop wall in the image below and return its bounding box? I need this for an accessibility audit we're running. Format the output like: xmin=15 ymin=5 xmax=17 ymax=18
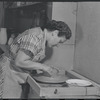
xmin=74 ymin=2 xmax=100 ymax=84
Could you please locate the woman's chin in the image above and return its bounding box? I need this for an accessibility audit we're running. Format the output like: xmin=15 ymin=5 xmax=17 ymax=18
xmin=47 ymin=44 xmax=51 ymax=47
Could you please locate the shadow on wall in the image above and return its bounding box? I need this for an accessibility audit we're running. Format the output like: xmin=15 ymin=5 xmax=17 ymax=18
xmin=40 ymin=46 xmax=53 ymax=63
xmin=75 ymin=23 xmax=84 ymax=44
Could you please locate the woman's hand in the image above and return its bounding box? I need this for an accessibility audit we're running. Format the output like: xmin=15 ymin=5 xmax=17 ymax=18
xmin=42 ymin=65 xmax=59 ymax=77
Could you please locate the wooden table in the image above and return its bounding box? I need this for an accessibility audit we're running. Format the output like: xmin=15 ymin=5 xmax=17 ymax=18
xmin=27 ymin=70 xmax=100 ymax=99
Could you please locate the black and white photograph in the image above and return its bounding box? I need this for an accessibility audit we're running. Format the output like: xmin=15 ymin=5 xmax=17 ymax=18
xmin=0 ymin=1 xmax=100 ymax=99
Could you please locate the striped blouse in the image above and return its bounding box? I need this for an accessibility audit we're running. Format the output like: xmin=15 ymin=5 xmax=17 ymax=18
xmin=10 ymin=27 xmax=46 ymax=62
xmin=0 ymin=27 xmax=46 ymax=98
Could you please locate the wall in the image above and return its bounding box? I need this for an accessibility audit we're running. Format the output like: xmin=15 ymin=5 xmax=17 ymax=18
xmin=74 ymin=2 xmax=100 ymax=84
xmin=43 ymin=2 xmax=77 ymax=71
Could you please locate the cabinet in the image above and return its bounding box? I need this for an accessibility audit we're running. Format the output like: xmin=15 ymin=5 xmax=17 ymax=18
xmin=4 ymin=2 xmax=51 ymax=39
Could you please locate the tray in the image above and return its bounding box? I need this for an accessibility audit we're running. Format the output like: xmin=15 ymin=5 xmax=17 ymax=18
xmin=32 ymin=74 xmax=69 ymax=84
xmin=27 ymin=70 xmax=100 ymax=99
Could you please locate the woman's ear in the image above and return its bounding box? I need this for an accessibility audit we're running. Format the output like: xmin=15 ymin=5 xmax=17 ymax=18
xmin=53 ymin=30 xmax=59 ymax=36
xmin=44 ymin=28 xmax=47 ymax=33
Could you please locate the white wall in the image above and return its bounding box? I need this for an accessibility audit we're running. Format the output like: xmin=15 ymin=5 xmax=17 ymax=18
xmin=52 ymin=2 xmax=76 ymax=44
xmin=44 ymin=2 xmax=77 ymax=71
xmin=74 ymin=2 xmax=100 ymax=84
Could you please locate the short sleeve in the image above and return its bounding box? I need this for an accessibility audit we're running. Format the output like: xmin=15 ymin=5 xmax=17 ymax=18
xmin=20 ymin=48 xmax=34 ymax=59
xmin=19 ymin=34 xmax=39 ymax=56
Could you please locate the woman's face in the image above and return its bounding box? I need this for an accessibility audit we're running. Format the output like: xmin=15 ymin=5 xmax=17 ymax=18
xmin=47 ymin=30 xmax=66 ymax=47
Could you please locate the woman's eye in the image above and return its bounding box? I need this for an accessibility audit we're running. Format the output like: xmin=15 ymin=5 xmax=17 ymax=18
xmin=60 ymin=40 xmax=63 ymax=43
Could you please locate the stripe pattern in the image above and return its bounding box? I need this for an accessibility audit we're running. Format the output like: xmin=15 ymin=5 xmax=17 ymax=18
xmin=10 ymin=27 xmax=45 ymax=61
xmin=0 ymin=28 xmax=46 ymax=97
xmin=0 ymin=55 xmax=7 ymax=98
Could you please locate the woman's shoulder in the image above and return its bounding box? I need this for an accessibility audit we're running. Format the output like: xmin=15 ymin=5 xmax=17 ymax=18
xmin=28 ymin=27 xmax=43 ymax=36
xmin=12 ymin=27 xmax=43 ymax=44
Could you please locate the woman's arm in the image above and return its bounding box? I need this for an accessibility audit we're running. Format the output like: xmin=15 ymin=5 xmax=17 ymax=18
xmin=15 ymin=50 xmax=51 ymax=72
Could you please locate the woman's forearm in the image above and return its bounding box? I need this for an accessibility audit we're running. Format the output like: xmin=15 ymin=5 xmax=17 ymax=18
xmin=15 ymin=59 xmax=47 ymax=71
xmin=15 ymin=50 xmax=49 ymax=71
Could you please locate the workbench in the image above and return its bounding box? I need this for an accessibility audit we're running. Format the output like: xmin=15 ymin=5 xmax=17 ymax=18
xmin=27 ymin=70 xmax=100 ymax=99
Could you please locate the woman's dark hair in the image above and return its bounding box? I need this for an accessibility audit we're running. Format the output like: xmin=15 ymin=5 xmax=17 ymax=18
xmin=42 ymin=20 xmax=72 ymax=39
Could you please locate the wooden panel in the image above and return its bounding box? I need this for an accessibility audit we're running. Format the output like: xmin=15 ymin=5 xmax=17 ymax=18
xmin=27 ymin=75 xmax=41 ymax=95
xmin=40 ymin=87 xmax=86 ymax=97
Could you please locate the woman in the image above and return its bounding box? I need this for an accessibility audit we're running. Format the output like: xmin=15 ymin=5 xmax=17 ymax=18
xmin=0 ymin=20 xmax=72 ymax=98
